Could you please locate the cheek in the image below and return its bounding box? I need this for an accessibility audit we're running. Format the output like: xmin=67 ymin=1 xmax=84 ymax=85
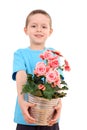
xmin=27 ymin=30 xmax=33 ymax=36
xmin=47 ymin=33 xmax=51 ymax=38
xmin=47 ymin=30 xmax=52 ymax=36
xmin=45 ymin=31 xmax=51 ymax=37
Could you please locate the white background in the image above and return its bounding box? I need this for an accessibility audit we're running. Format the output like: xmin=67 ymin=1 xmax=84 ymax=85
xmin=0 ymin=0 xmax=87 ymax=130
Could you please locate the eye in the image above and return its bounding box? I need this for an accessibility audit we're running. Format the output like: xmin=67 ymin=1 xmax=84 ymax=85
xmin=42 ymin=26 xmax=47 ymax=29
xmin=31 ymin=25 xmax=36 ymax=28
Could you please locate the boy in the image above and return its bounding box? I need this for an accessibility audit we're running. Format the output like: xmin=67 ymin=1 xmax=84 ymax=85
xmin=12 ymin=9 xmax=62 ymax=130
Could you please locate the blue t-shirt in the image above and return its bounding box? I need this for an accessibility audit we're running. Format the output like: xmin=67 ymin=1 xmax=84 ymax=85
xmin=12 ymin=47 xmax=61 ymax=125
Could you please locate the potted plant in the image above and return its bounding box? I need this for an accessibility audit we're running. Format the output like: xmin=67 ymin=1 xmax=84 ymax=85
xmin=22 ymin=49 xmax=70 ymax=125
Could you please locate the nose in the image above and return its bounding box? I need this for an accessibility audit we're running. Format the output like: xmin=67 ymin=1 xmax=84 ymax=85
xmin=37 ymin=26 xmax=42 ymax=32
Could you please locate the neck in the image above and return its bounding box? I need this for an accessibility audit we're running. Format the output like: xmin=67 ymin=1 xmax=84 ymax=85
xmin=29 ymin=44 xmax=45 ymax=50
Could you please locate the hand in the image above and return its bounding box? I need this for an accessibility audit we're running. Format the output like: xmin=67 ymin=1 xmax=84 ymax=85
xmin=19 ymin=100 xmax=36 ymax=124
xmin=16 ymin=71 xmax=36 ymax=124
xmin=48 ymin=99 xmax=62 ymax=126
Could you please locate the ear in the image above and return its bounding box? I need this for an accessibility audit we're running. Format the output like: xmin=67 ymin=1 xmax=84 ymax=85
xmin=24 ymin=27 xmax=28 ymax=35
xmin=49 ymin=28 xmax=53 ymax=36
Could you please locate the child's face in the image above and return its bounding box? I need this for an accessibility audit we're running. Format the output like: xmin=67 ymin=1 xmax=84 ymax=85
xmin=24 ymin=14 xmax=53 ymax=45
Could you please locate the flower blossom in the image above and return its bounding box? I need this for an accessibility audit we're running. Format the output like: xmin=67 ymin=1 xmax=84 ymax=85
xmin=48 ymin=59 xmax=59 ymax=69
xmin=22 ymin=49 xmax=71 ymax=99
xmin=38 ymin=84 xmax=46 ymax=91
xmin=46 ymin=69 xmax=60 ymax=85
xmin=64 ymin=60 xmax=71 ymax=71
xmin=34 ymin=62 xmax=46 ymax=76
xmin=40 ymin=50 xmax=53 ymax=60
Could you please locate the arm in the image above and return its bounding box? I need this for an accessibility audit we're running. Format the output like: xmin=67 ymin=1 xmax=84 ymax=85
xmin=48 ymin=99 xmax=62 ymax=126
xmin=16 ymin=70 xmax=36 ymax=124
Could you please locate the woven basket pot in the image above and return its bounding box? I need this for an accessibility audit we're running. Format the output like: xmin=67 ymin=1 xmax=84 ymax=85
xmin=28 ymin=93 xmax=59 ymax=126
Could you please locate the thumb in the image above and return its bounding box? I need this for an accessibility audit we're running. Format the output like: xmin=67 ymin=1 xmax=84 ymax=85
xmin=28 ymin=102 xmax=36 ymax=108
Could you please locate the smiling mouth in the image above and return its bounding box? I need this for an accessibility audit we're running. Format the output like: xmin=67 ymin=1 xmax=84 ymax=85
xmin=34 ymin=34 xmax=44 ymax=38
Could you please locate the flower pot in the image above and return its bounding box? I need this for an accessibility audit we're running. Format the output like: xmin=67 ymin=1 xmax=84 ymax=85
xmin=28 ymin=93 xmax=59 ymax=126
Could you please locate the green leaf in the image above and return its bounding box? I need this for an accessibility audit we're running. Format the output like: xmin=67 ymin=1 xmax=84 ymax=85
xmin=61 ymin=80 xmax=67 ymax=85
xmin=42 ymin=83 xmax=55 ymax=99
xmin=33 ymin=75 xmax=44 ymax=84
xmin=54 ymin=92 xmax=67 ymax=98
xmin=27 ymin=74 xmax=33 ymax=81
xmin=32 ymin=90 xmax=43 ymax=97
xmin=62 ymin=86 xmax=69 ymax=90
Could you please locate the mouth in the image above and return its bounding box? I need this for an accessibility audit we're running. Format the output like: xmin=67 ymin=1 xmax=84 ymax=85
xmin=34 ymin=34 xmax=44 ymax=38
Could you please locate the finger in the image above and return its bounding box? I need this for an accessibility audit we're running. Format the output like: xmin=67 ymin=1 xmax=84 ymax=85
xmin=24 ymin=116 xmax=36 ymax=124
xmin=22 ymin=105 xmax=36 ymax=123
xmin=28 ymin=102 xmax=36 ymax=107
xmin=24 ymin=110 xmax=36 ymax=124
xmin=48 ymin=110 xmax=60 ymax=126
xmin=54 ymin=103 xmax=61 ymax=110
xmin=48 ymin=119 xmax=57 ymax=126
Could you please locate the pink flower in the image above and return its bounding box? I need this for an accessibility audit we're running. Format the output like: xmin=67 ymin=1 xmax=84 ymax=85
xmin=34 ymin=62 xmax=46 ymax=76
xmin=48 ymin=59 xmax=59 ymax=69
xmin=22 ymin=49 xmax=71 ymax=99
xmin=40 ymin=50 xmax=53 ymax=60
xmin=46 ymin=69 xmax=60 ymax=84
xmin=46 ymin=65 xmax=50 ymax=72
xmin=64 ymin=60 xmax=71 ymax=71
xmin=38 ymin=84 xmax=46 ymax=91
xmin=52 ymin=79 xmax=61 ymax=88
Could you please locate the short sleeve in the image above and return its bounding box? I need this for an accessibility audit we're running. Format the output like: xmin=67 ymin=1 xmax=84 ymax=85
xmin=12 ymin=49 xmax=26 ymax=80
